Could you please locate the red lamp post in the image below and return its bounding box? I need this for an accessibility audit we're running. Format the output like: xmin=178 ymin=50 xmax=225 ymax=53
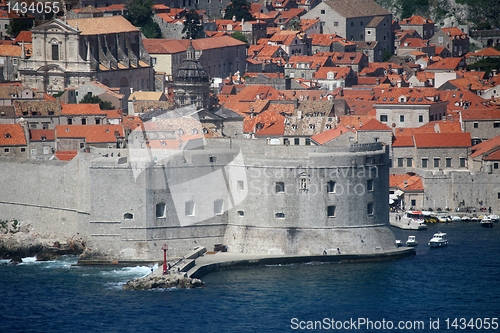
xmin=161 ymin=243 xmax=168 ymax=274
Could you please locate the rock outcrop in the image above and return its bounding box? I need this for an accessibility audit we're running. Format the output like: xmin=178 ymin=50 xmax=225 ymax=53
xmin=122 ymin=273 xmax=205 ymax=290
xmin=0 ymin=219 xmax=85 ymax=263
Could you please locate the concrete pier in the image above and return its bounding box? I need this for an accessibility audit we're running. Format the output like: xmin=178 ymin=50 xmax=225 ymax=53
xmin=389 ymin=213 xmax=428 ymax=230
xmin=168 ymin=247 xmax=417 ymax=279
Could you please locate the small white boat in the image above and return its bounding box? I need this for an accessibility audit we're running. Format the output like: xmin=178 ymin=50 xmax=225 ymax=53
xmin=428 ymin=232 xmax=448 ymax=247
xmin=406 ymin=235 xmax=418 ymax=246
xmin=395 ymin=239 xmax=403 ymax=247
xmin=481 ymin=217 xmax=494 ymax=228
xmin=488 ymin=214 xmax=500 ymax=222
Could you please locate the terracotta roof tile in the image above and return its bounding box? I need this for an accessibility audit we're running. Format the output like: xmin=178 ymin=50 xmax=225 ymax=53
xmin=56 ymin=125 xmax=124 ymax=143
xmin=0 ymin=124 xmax=26 ymax=146
xmin=243 ymin=109 xmax=285 ymax=136
xmin=54 ymin=150 xmax=78 ymax=161
xmin=67 ymin=16 xmax=139 ymax=35
xmin=61 ymin=103 xmax=106 ymax=115
xmin=413 ymin=132 xmax=471 ymax=148
xmin=389 ymin=173 xmax=413 ymax=187
xmin=470 ymin=135 xmax=500 ymax=158
xmin=425 ymin=57 xmax=462 ymax=70
xmin=400 ymin=15 xmax=434 ymax=25
xmin=29 ymin=129 xmax=55 ymax=141
xmin=13 ymin=31 xmax=32 ymax=44
xmin=0 ymin=45 xmax=22 ymax=57
xmin=392 ymin=135 xmax=414 ymax=147
xmin=310 ymin=124 xmax=354 ymax=145
xmin=358 ymin=118 xmax=391 ymax=131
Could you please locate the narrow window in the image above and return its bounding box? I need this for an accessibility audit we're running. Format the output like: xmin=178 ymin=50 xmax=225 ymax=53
xmin=411 ymin=199 xmax=416 ymax=207
xmin=210 ymin=156 xmax=217 ymax=163
xmin=327 ymin=205 xmax=336 ymax=217
xmin=156 ymin=203 xmax=166 ymax=218
xmin=81 ymin=118 xmax=87 ymax=125
xmin=185 ymin=201 xmax=195 ymax=216
xmin=275 ymin=182 xmax=285 ymax=193
xmin=294 ymin=138 xmax=300 ymax=145
xmin=237 ymin=180 xmax=244 ymax=191
xmin=379 ymin=114 xmax=388 ymax=122
xmin=214 ymin=199 xmax=223 ymax=215
xmin=433 ymin=158 xmax=440 ymax=168
xmin=305 ymin=138 xmax=311 ymax=145
xmin=399 ymin=114 xmax=405 ymax=122
xmin=300 ymin=177 xmax=308 ymax=190
xmin=327 ymin=180 xmax=336 ymax=193
xmin=494 ymin=163 xmax=499 ymax=170
xmin=365 ymin=156 xmax=373 ymax=164
xmin=421 ymin=158 xmax=428 ymax=168
xmin=418 ymin=115 xmax=424 ymax=123
xmin=52 ymin=44 xmax=59 ymax=61
xmin=397 ymin=158 xmax=404 ymax=167
xmin=473 ymin=122 xmax=478 ymax=128
xmin=367 ymin=202 xmax=374 ymax=215
xmin=367 ymin=179 xmax=373 ymax=191
xmin=446 ymin=158 xmax=452 ymax=168
xmin=459 ymin=158 xmax=466 ymax=168
xmin=407 ymin=158 xmax=413 ymax=167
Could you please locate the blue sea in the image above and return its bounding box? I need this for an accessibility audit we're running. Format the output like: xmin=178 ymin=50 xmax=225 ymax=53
xmin=1 ymin=222 xmax=499 ymax=333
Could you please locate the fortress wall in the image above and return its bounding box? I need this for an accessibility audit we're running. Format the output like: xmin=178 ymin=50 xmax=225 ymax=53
xmin=223 ymin=142 xmax=393 ymax=254
xmin=0 ymin=157 xmax=90 ymax=237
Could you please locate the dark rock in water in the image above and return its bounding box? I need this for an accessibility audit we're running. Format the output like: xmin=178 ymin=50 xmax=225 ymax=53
xmin=122 ymin=274 xmax=205 ymax=290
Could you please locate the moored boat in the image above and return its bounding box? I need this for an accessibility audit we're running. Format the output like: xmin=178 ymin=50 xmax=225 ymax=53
xmin=480 ymin=217 xmax=494 ymax=228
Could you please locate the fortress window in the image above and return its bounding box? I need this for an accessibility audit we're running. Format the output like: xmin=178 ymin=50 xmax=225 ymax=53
xmin=305 ymin=138 xmax=311 ymax=145
xmin=275 ymin=212 xmax=285 ymax=219
xmin=399 ymin=115 xmax=405 ymax=122
xmin=421 ymin=158 xmax=428 ymax=168
xmin=419 ymin=115 xmax=424 ymax=123
xmin=459 ymin=158 xmax=466 ymax=168
xmin=156 ymin=203 xmax=166 ymax=218
xmin=367 ymin=179 xmax=373 ymax=191
xmin=294 ymin=138 xmax=300 ymax=145
xmin=365 ymin=156 xmax=373 ymax=164
xmin=397 ymin=158 xmax=403 ymax=167
xmin=237 ymin=180 xmax=244 ymax=191
xmin=407 ymin=158 xmax=413 ymax=167
xmin=123 ymin=213 xmax=134 ymax=219
xmin=237 ymin=210 xmax=245 ymax=217
xmin=446 ymin=158 xmax=452 ymax=168
xmin=367 ymin=203 xmax=374 ymax=215
xmin=210 ymin=156 xmax=217 ymax=163
xmin=327 ymin=181 xmax=336 ymax=193
xmin=327 ymin=205 xmax=336 ymax=217
xmin=82 ymin=118 xmax=87 ymax=125
xmin=4 ymin=148 xmax=10 ymax=153
xmin=411 ymin=199 xmax=416 ymax=207
xmin=433 ymin=158 xmax=440 ymax=168
xmin=275 ymin=182 xmax=285 ymax=193
xmin=185 ymin=201 xmax=195 ymax=216
xmin=300 ymin=177 xmax=308 ymax=190
xmin=379 ymin=114 xmax=387 ymax=122
xmin=214 ymin=199 xmax=224 ymax=215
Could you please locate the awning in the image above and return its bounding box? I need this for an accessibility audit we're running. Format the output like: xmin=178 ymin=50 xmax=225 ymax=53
xmin=394 ymin=189 xmax=404 ymax=197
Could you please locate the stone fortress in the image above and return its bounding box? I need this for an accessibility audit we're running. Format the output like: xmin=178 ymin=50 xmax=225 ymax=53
xmin=0 ymin=136 xmax=403 ymax=263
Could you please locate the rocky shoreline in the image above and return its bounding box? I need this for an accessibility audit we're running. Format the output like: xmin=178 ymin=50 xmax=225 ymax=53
xmin=0 ymin=219 xmax=86 ymax=264
xmin=122 ymin=273 xmax=205 ymax=290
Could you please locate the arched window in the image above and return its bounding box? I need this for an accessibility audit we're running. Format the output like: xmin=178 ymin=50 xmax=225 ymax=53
xmin=123 ymin=213 xmax=134 ymax=219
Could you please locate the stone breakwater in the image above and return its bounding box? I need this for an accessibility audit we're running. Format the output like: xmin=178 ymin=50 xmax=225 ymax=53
xmin=0 ymin=219 xmax=86 ymax=263
xmin=122 ymin=273 xmax=205 ymax=290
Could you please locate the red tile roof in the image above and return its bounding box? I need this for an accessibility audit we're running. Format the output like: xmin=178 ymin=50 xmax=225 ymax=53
xmin=466 ymin=47 xmax=500 ymax=58
xmin=243 ymin=109 xmax=285 ymax=136
xmin=389 ymin=173 xmax=424 ymax=191
xmin=392 ymin=135 xmax=414 ymax=147
xmin=61 ymin=103 xmax=106 ymax=115
xmin=425 ymin=57 xmax=462 ymax=70
xmin=358 ymin=118 xmax=391 ymax=131
xmin=310 ymin=125 xmax=354 ymax=145
xmin=14 ymin=31 xmax=32 ymax=44
xmin=413 ymin=132 xmax=471 ymax=148
xmin=400 ymin=15 xmax=434 ymax=25
xmin=56 ymin=125 xmax=124 ymax=143
xmin=54 ymin=150 xmax=78 ymax=161
xmin=29 ymin=129 xmax=55 ymax=141
xmin=470 ymin=135 xmax=500 ymax=158
xmin=0 ymin=124 xmax=26 ymax=146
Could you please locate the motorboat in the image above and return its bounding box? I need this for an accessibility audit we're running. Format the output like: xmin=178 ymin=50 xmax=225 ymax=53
xmin=406 ymin=235 xmax=418 ymax=247
xmin=428 ymin=232 xmax=448 ymax=247
xmin=395 ymin=239 xmax=403 ymax=247
xmin=487 ymin=214 xmax=500 ymax=222
xmin=480 ymin=217 xmax=494 ymax=228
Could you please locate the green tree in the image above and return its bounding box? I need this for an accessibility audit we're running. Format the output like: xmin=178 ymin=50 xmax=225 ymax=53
xmin=223 ymin=0 xmax=253 ymax=22
xmin=7 ymin=20 xmax=27 ymax=37
xmin=231 ymin=31 xmax=249 ymax=47
xmin=182 ymin=10 xmax=204 ymax=39
xmin=125 ymin=0 xmax=161 ymax=38
xmin=80 ymin=94 xmax=115 ymax=110
xmin=289 ymin=19 xmax=301 ymax=31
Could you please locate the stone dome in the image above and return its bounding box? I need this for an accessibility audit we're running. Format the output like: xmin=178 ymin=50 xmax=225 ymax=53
xmin=175 ymin=42 xmax=210 ymax=83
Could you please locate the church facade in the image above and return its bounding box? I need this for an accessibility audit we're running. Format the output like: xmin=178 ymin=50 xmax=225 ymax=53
xmin=19 ymin=16 xmax=154 ymax=97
